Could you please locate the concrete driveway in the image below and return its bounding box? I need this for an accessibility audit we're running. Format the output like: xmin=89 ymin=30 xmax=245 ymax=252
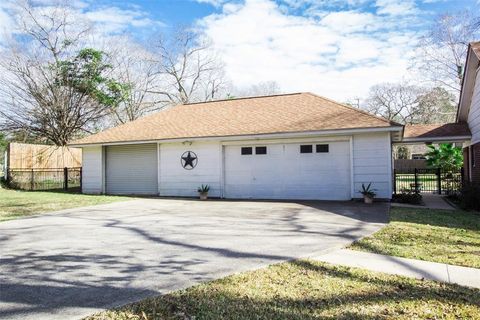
xmin=0 ymin=198 xmax=388 ymax=320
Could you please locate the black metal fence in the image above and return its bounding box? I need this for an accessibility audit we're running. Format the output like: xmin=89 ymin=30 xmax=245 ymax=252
xmin=7 ymin=167 xmax=82 ymax=191
xmin=394 ymin=168 xmax=464 ymax=195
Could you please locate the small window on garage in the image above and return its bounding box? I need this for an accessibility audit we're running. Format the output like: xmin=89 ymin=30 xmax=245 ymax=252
xmin=316 ymin=144 xmax=329 ymax=153
xmin=241 ymin=147 xmax=253 ymax=155
xmin=255 ymin=146 xmax=267 ymax=155
xmin=300 ymin=145 xmax=313 ymax=153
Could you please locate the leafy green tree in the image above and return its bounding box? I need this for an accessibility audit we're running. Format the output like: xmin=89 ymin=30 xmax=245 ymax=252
xmin=425 ymin=143 xmax=463 ymax=171
xmin=58 ymin=48 xmax=131 ymax=110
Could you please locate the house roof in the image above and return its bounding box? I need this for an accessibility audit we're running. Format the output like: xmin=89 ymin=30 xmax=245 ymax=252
xmin=70 ymin=92 xmax=402 ymax=146
xmin=403 ymin=123 xmax=471 ymax=142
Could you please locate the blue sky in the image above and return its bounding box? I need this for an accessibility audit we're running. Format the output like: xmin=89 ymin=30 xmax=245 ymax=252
xmin=1 ymin=0 xmax=479 ymax=101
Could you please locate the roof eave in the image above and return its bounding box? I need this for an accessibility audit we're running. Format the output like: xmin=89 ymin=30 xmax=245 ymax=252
xmin=457 ymin=43 xmax=480 ymax=122
xmin=70 ymin=126 xmax=403 ymax=147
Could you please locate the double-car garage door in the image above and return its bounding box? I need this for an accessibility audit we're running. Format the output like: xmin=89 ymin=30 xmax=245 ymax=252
xmin=224 ymin=141 xmax=351 ymax=200
xmin=103 ymin=141 xmax=351 ymax=200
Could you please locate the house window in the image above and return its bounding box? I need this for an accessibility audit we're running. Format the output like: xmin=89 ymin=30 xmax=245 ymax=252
xmin=300 ymin=145 xmax=313 ymax=153
xmin=241 ymin=147 xmax=252 ymax=155
xmin=255 ymin=146 xmax=267 ymax=155
xmin=316 ymin=144 xmax=329 ymax=153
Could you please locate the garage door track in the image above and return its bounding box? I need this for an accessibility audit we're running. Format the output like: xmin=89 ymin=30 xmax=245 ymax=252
xmin=0 ymin=199 xmax=388 ymax=320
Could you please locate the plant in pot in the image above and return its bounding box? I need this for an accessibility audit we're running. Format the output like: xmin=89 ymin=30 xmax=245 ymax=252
xmin=359 ymin=183 xmax=376 ymax=204
xmin=197 ymin=184 xmax=210 ymax=200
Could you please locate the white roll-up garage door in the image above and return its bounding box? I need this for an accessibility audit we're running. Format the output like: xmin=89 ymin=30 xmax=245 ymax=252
xmin=224 ymin=141 xmax=351 ymax=200
xmin=105 ymin=144 xmax=158 ymax=195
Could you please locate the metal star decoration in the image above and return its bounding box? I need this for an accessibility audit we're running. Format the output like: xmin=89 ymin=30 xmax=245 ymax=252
xmin=181 ymin=151 xmax=198 ymax=170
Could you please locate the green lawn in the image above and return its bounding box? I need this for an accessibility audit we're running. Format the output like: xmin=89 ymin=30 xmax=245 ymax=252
xmin=86 ymin=260 xmax=480 ymax=320
xmin=0 ymin=187 xmax=133 ymax=222
xmin=350 ymin=207 xmax=480 ymax=268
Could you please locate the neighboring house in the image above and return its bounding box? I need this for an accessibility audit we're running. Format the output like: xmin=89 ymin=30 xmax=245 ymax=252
xmin=394 ymin=124 xmax=471 ymax=172
xmin=458 ymin=41 xmax=480 ymax=183
xmin=70 ymin=92 xmax=403 ymax=200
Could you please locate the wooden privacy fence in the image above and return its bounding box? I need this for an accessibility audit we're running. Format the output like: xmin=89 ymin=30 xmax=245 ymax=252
xmin=6 ymin=143 xmax=82 ymax=169
xmin=7 ymin=167 xmax=82 ymax=191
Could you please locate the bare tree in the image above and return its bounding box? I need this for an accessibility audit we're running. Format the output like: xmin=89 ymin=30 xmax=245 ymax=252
xmin=365 ymin=83 xmax=423 ymax=124
xmin=364 ymin=82 xmax=456 ymax=125
xmin=0 ymin=1 xmax=119 ymax=146
xmin=105 ymin=37 xmax=164 ymax=124
xmin=228 ymin=81 xmax=281 ymax=98
xmin=149 ymin=28 xmax=226 ymax=105
xmin=413 ymin=11 xmax=480 ymax=93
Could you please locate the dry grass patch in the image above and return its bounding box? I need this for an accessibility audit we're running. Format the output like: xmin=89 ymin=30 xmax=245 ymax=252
xmin=87 ymin=260 xmax=480 ymax=320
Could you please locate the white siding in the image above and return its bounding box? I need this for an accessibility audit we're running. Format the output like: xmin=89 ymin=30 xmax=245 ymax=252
xmin=468 ymin=69 xmax=480 ymax=144
xmin=352 ymin=132 xmax=392 ymax=199
xmin=224 ymin=140 xmax=351 ymax=200
xmin=159 ymin=142 xmax=222 ymax=197
xmin=82 ymin=146 xmax=103 ymax=194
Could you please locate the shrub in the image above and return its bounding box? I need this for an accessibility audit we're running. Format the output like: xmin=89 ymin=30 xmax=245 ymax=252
xmin=459 ymin=182 xmax=480 ymax=211
xmin=393 ymin=188 xmax=423 ymax=205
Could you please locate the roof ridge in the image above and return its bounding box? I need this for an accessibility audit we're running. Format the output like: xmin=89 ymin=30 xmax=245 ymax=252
xmin=183 ymin=92 xmax=304 ymax=105
xmin=304 ymin=92 xmax=403 ymax=127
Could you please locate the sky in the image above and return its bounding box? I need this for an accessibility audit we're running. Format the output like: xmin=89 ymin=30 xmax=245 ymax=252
xmin=0 ymin=0 xmax=479 ymax=103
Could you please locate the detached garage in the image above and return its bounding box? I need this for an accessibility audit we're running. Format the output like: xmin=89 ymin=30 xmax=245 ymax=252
xmin=72 ymin=92 xmax=403 ymax=200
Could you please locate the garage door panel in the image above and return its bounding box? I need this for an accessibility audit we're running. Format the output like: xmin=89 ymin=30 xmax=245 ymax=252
xmin=225 ymin=141 xmax=351 ymax=200
xmin=106 ymin=144 xmax=158 ymax=195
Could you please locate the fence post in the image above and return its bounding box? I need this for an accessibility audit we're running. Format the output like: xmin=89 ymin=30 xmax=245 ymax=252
xmin=414 ymin=168 xmax=418 ymax=193
xmin=436 ymin=168 xmax=442 ymax=195
xmin=64 ymin=167 xmax=68 ymax=191
xmin=393 ymin=169 xmax=397 ymax=195
xmin=30 ymin=169 xmax=34 ymax=191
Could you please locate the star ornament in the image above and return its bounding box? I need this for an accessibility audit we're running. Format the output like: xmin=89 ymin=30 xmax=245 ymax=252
xmin=181 ymin=151 xmax=198 ymax=170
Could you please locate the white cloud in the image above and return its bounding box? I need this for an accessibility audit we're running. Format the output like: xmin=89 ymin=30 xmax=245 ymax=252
xmin=197 ymin=0 xmax=419 ymax=102
xmin=85 ymin=6 xmax=164 ymax=34
xmin=194 ymin=0 xmax=228 ymax=7
xmin=375 ymin=0 xmax=418 ymax=16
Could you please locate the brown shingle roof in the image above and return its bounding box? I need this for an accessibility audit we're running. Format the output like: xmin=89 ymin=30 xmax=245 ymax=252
xmin=70 ymin=92 xmax=401 ymax=145
xmin=403 ymin=123 xmax=471 ymax=140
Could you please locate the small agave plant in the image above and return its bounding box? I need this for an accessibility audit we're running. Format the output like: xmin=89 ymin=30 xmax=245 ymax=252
xmin=359 ymin=183 xmax=377 ymax=204
xmin=197 ymin=184 xmax=210 ymax=200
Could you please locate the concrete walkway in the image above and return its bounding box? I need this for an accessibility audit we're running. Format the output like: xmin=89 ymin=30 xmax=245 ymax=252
xmin=313 ymin=249 xmax=480 ymax=289
xmin=392 ymin=194 xmax=455 ymax=210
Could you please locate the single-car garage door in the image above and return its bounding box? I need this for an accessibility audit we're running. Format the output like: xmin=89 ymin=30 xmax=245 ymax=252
xmin=106 ymin=144 xmax=158 ymax=195
xmin=224 ymin=141 xmax=351 ymax=200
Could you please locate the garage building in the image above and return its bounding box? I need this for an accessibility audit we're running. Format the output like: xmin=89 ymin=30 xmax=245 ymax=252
xmin=71 ymin=92 xmax=403 ymax=200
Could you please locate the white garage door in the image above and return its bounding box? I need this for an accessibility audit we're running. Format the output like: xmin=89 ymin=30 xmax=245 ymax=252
xmin=224 ymin=141 xmax=351 ymax=200
xmin=106 ymin=144 xmax=158 ymax=195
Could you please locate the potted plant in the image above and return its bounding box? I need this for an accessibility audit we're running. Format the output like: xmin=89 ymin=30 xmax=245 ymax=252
xmin=359 ymin=183 xmax=376 ymax=204
xmin=197 ymin=184 xmax=210 ymax=200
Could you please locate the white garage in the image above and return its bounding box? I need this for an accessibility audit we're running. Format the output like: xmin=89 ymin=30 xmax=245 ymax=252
xmin=73 ymin=93 xmax=402 ymax=199
xmin=105 ymin=144 xmax=158 ymax=195
xmin=224 ymin=141 xmax=351 ymax=200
